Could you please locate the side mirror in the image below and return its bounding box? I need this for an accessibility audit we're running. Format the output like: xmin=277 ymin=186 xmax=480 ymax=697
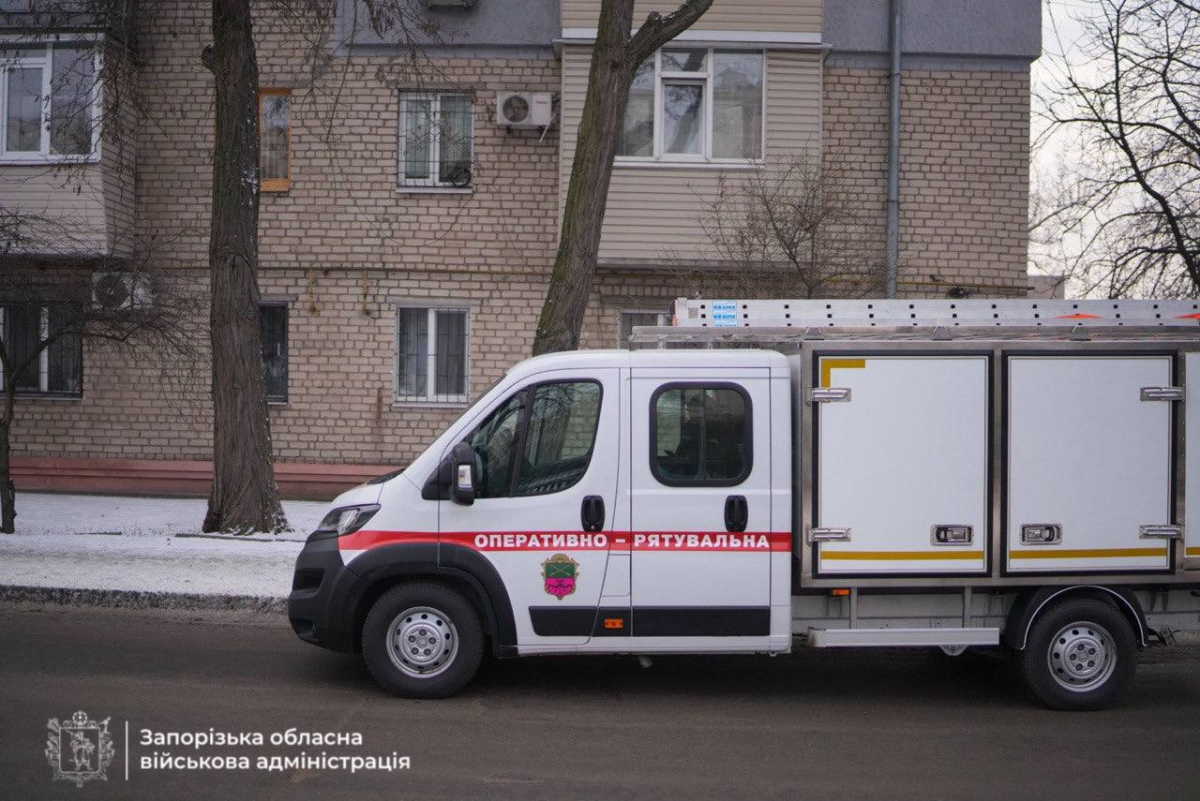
xmin=449 ymin=441 xmax=476 ymax=506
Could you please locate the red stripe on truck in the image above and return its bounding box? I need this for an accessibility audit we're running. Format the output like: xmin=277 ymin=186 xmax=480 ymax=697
xmin=339 ymin=530 xmax=791 ymax=553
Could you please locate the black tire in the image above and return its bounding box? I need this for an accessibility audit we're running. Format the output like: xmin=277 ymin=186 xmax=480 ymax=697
xmin=362 ymin=582 xmax=484 ymax=699
xmin=1018 ymin=597 xmax=1138 ymax=711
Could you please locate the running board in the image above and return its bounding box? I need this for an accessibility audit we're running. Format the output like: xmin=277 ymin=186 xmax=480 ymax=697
xmin=806 ymin=627 xmax=1000 ymax=648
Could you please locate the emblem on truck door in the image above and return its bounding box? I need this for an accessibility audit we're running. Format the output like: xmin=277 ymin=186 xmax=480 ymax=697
xmin=541 ymin=553 xmax=579 ymax=600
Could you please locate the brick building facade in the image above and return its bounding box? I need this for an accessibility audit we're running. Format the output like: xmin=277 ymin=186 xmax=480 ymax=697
xmin=1 ymin=0 xmax=1041 ymax=496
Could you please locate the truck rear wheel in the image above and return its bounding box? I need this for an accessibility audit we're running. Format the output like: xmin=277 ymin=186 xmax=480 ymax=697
xmin=362 ymin=582 xmax=484 ymax=699
xmin=1018 ymin=597 xmax=1137 ymax=711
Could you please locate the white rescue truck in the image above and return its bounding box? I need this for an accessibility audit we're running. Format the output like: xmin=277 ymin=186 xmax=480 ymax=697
xmin=290 ymin=299 xmax=1200 ymax=709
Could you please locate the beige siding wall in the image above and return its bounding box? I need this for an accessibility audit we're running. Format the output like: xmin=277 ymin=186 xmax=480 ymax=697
xmin=559 ymin=45 xmax=822 ymax=263
xmin=99 ymin=39 xmax=138 ymax=258
xmin=2 ymin=165 xmax=110 ymax=255
xmin=561 ymin=0 xmax=822 ymax=33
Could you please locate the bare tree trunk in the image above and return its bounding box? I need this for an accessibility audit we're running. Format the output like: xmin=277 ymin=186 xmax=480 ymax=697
xmin=0 ymin=385 xmax=16 ymax=533
xmin=202 ymin=0 xmax=286 ymax=534
xmin=532 ymin=0 xmax=712 ymax=355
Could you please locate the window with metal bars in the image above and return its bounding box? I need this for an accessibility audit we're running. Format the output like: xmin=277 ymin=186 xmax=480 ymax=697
xmin=396 ymin=306 xmax=468 ymax=403
xmin=398 ymin=92 xmax=473 ymax=188
xmin=0 ymin=304 xmax=82 ymax=397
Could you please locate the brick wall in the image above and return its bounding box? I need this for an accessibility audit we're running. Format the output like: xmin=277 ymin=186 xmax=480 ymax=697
xmin=823 ymin=67 xmax=1031 ymax=298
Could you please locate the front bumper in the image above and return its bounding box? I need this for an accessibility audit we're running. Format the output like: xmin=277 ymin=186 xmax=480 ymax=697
xmin=287 ymin=536 xmax=363 ymax=653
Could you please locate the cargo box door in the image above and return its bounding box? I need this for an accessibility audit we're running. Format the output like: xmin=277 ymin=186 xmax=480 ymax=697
xmin=1006 ymin=355 xmax=1174 ymax=573
xmin=1187 ymin=353 xmax=1200 ymax=570
xmin=814 ymin=355 xmax=989 ymax=575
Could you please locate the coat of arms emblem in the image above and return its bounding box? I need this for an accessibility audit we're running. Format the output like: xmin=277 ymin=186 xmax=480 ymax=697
xmin=541 ymin=553 xmax=579 ymax=600
xmin=46 ymin=710 xmax=114 ymax=787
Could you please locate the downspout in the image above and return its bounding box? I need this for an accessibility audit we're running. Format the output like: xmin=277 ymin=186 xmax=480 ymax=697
xmin=884 ymin=0 xmax=902 ymax=298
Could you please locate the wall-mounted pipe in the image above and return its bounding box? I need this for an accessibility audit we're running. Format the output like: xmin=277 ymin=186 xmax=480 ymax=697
xmin=885 ymin=0 xmax=902 ymax=298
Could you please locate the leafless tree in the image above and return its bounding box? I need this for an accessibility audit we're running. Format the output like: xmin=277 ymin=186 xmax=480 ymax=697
xmin=532 ymin=0 xmax=713 ymax=355
xmin=677 ymin=151 xmax=886 ymax=299
xmin=198 ymin=0 xmax=455 ymax=533
xmin=1039 ymin=0 xmax=1199 ymax=298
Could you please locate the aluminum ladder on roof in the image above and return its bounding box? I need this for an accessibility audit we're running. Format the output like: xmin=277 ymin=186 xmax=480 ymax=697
xmin=671 ymin=298 xmax=1200 ymax=329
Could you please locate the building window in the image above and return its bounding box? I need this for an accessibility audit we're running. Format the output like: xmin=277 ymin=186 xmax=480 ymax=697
xmin=618 ymin=48 xmax=764 ymax=163
xmin=0 ymin=305 xmax=83 ymax=397
xmin=651 ymin=384 xmax=751 ymax=486
xmin=618 ymin=309 xmax=670 ymax=348
xmin=1 ymin=43 xmax=97 ymax=160
xmin=396 ymin=306 xmax=468 ymax=403
xmin=399 ymin=92 xmax=473 ymax=188
xmin=259 ymin=89 xmax=291 ymax=192
xmin=259 ymin=303 xmax=288 ymax=403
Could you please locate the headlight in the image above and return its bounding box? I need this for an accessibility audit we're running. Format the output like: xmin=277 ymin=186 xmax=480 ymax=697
xmin=309 ymin=504 xmax=380 ymax=541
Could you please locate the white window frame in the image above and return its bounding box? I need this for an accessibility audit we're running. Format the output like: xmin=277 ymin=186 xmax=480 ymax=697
xmin=616 ymin=47 xmax=766 ymax=167
xmin=397 ymin=91 xmax=474 ymax=191
xmin=0 ymin=38 xmax=102 ymax=164
xmin=394 ymin=304 xmax=471 ymax=405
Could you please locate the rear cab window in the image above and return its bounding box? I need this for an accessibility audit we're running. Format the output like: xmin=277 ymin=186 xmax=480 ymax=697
xmin=651 ymin=384 xmax=752 ymax=486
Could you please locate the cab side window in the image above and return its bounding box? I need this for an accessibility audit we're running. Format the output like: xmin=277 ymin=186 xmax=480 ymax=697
xmin=467 ymin=390 xmax=526 ymax=498
xmin=515 ymin=382 xmax=602 ymax=495
xmin=464 ymin=380 xmax=602 ymax=499
xmin=652 ymin=384 xmax=751 ymax=486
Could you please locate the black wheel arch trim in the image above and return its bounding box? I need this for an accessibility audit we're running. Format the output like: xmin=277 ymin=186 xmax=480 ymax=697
xmin=346 ymin=541 xmax=518 ymax=657
xmin=1005 ymin=585 xmax=1148 ymax=650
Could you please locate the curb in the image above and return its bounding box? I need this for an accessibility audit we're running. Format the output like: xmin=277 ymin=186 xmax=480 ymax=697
xmin=0 ymin=584 xmax=286 ymax=614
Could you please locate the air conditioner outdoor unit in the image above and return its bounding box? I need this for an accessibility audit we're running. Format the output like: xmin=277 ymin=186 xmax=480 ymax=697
xmin=92 ymin=271 xmax=154 ymax=311
xmin=496 ymin=92 xmax=553 ymax=129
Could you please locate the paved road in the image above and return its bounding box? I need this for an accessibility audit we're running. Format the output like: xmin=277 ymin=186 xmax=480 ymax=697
xmin=2 ymin=602 xmax=1198 ymax=800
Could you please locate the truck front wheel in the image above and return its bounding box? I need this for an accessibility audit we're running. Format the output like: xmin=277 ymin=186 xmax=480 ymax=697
xmin=1018 ymin=597 xmax=1137 ymax=711
xmin=362 ymin=582 xmax=484 ymax=699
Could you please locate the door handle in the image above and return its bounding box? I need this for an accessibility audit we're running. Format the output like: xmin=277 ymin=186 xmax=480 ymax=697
xmin=724 ymin=495 xmax=748 ymax=533
xmin=581 ymin=495 xmax=605 ymax=533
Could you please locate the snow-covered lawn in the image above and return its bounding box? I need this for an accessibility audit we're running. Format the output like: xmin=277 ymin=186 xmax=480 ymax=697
xmin=0 ymin=493 xmax=331 ymax=598
xmin=8 ymin=492 xmax=327 ymax=537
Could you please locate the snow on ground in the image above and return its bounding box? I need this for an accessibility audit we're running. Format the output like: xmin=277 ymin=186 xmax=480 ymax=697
xmin=0 ymin=493 xmax=331 ymax=598
xmin=9 ymin=492 xmax=328 ymax=537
